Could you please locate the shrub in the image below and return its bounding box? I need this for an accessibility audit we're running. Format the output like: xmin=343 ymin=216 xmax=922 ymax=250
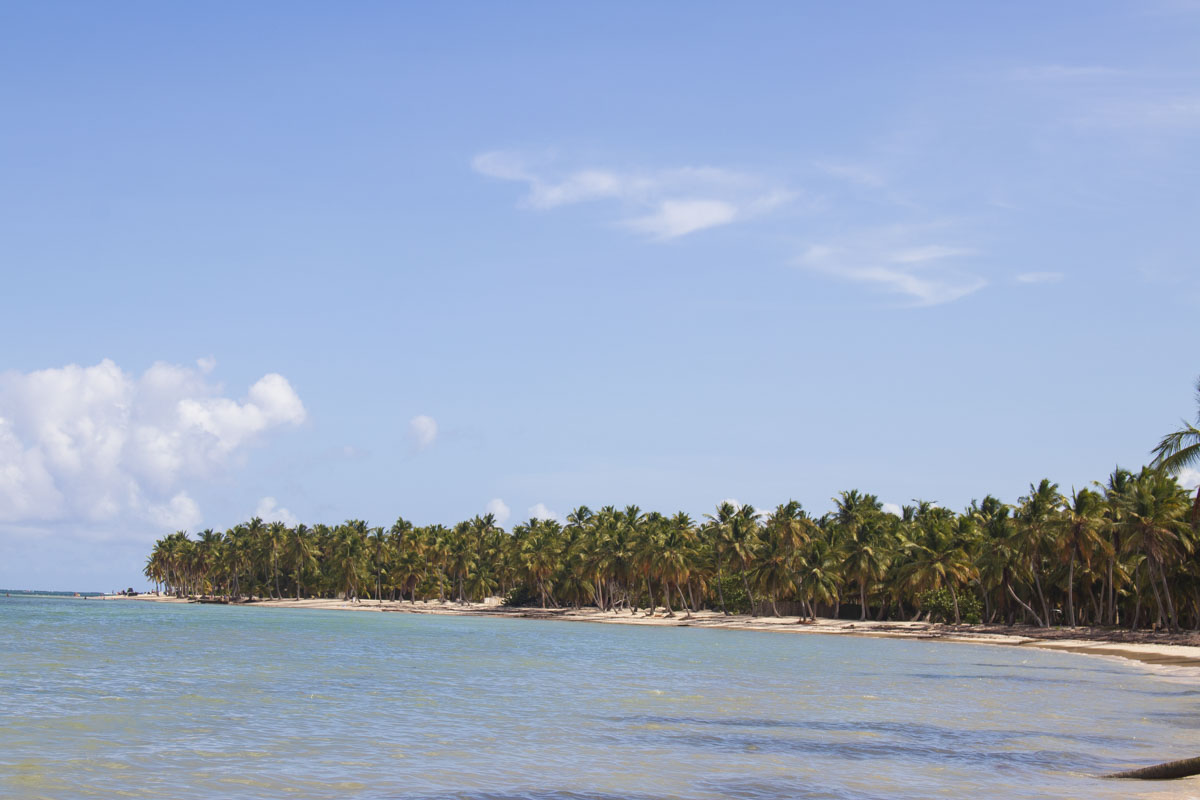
xmin=917 ymin=587 xmax=982 ymax=624
xmin=502 ymin=584 xmax=539 ymax=607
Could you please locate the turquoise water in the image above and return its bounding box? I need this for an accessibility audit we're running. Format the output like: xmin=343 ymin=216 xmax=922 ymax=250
xmin=2 ymin=597 xmax=1198 ymax=799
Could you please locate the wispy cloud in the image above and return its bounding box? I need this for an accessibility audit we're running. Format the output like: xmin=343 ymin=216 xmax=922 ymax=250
xmin=1016 ymin=271 xmax=1064 ymax=284
xmin=1082 ymin=96 xmax=1200 ymax=130
xmin=1009 ymin=64 xmax=1128 ymax=81
xmin=815 ymin=161 xmax=886 ymax=188
xmin=799 ymin=232 xmax=986 ymax=306
xmin=472 ymin=152 xmax=793 ymax=239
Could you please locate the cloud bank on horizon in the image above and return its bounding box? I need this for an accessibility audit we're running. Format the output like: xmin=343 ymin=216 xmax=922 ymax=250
xmin=0 ymin=359 xmax=305 ymax=537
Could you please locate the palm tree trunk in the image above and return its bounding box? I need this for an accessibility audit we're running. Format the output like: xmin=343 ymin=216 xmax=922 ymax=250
xmin=1001 ymin=568 xmax=1013 ymax=625
xmin=1007 ymin=583 xmax=1045 ymax=627
xmin=1067 ymin=552 xmax=1076 ymax=627
xmin=949 ymin=583 xmax=961 ymax=624
xmin=1157 ymin=558 xmax=1179 ymax=631
xmin=678 ymin=584 xmax=691 ymax=619
xmin=1032 ymin=566 xmax=1050 ymax=626
xmin=1147 ymin=564 xmax=1166 ymax=629
xmin=859 ymin=582 xmax=868 ymax=621
xmin=716 ymin=560 xmax=728 ymax=615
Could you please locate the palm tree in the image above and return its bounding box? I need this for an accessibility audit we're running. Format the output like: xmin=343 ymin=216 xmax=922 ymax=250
xmin=263 ymin=521 xmax=288 ymax=599
xmin=1152 ymin=376 xmax=1200 ymax=524
xmin=1057 ymin=488 xmax=1108 ymax=627
xmin=286 ymin=524 xmax=318 ymax=599
xmin=369 ymin=525 xmax=390 ymax=602
xmin=333 ymin=520 xmax=369 ymax=601
xmin=1014 ymin=480 xmax=1063 ymax=626
xmin=833 ymin=491 xmax=888 ymax=620
xmin=1118 ymin=468 xmax=1192 ymax=631
xmin=657 ymin=512 xmax=699 ymax=617
xmin=898 ymin=505 xmax=976 ymax=623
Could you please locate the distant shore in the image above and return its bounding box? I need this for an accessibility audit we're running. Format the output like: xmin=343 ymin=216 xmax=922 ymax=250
xmin=115 ymin=593 xmax=1200 ymax=674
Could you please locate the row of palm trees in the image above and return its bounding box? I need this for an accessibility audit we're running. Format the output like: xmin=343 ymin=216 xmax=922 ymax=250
xmin=143 ymin=380 xmax=1200 ymax=632
xmin=143 ymin=468 xmax=1198 ymax=630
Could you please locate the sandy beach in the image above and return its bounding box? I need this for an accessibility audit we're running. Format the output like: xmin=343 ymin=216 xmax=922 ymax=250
xmin=118 ymin=593 xmax=1200 ymax=675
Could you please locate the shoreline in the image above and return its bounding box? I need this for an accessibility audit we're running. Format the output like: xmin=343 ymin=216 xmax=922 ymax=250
xmin=119 ymin=593 xmax=1200 ymax=674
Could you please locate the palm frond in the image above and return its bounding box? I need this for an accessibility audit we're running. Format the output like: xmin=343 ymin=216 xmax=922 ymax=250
xmin=1151 ymin=422 xmax=1200 ymax=473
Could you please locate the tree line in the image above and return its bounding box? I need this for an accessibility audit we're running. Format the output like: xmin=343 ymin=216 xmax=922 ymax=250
xmin=144 ymin=381 xmax=1200 ymax=632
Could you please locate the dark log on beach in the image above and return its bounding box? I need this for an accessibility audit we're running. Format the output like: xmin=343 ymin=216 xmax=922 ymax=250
xmin=1107 ymin=756 xmax=1200 ymax=780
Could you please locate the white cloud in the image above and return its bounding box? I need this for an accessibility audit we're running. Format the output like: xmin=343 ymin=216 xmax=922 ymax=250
xmin=800 ymin=236 xmax=986 ymax=306
xmin=625 ymin=199 xmax=739 ymax=239
xmin=1016 ymin=271 xmax=1064 ymax=284
xmin=408 ymin=415 xmax=438 ymax=449
xmin=196 ymin=356 xmax=217 ymax=374
xmin=255 ymin=496 xmax=299 ymax=527
xmin=528 ymin=502 xmax=559 ymax=522
xmin=473 ymin=152 xmax=792 ymax=240
xmin=485 ymin=498 xmax=511 ymax=524
xmin=0 ymin=359 xmax=305 ymax=532
xmin=1175 ymin=467 xmax=1200 ymax=491
xmin=882 ymin=502 xmax=903 ymax=517
xmin=148 ymin=492 xmax=202 ymax=531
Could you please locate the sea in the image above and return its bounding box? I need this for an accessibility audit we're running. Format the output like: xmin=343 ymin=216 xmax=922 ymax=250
xmin=2 ymin=595 xmax=1198 ymax=799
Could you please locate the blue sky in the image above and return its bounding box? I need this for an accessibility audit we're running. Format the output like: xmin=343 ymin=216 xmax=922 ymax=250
xmin=1 ymin=2 xmax=1198 ymax=590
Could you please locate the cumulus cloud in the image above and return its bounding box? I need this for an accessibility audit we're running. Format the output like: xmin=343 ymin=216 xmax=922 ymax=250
xmin=1175 ymin=467 xmax=1200 ymax=491
xmin=473 ymin=152 xmax=793 ymax=240
xmin=528 ymin=502 xmax=559 ymax=522
xmin=255 ymin=496 xmax=299 ymax=526
xmin=409 ymin=415 xmax=438 ymax=449
xmin=882 ymin=502 xmax=903 ymax=517
xmin=148 ymin=492 xmax=203 ymax=531
xmin=0 ymin=359 xmax=305 ymax=532
xmin=799 ymin=230 xmax=986 ymax=306
xmin=485 ymin=498 xmax=511 ymax=525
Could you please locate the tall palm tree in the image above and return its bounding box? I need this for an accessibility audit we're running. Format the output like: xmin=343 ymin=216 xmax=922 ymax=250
xmin=833 ymin=491 xmax=888 ymax=620
xmin=1014 ymin=480 xmax=1063 ymax=626
xmin=1118 ymin=468 xmax=1192 ymax=631
xmin=1057 ymin=488 xmax=1108 ymax=627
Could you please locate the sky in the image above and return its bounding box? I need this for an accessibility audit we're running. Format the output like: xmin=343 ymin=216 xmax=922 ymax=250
xmin=1 ymin=2 xmax=1198 ymax=591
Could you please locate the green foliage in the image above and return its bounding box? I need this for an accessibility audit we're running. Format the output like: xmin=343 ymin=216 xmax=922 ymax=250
xmin=713 ymin=574 xmax=751 ymax=614
xmin=917 ymin=587 xmax=982 ymax=624
xmin=502 ymin=584 xmax=538 ymax=607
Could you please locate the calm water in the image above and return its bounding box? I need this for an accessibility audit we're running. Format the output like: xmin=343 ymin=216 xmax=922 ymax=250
xmin=2 ymin=597 xmax=1199 ymax=799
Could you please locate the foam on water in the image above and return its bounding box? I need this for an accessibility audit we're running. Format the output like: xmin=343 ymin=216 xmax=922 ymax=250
xmin=2 ymin=595 xmax=1198 ymax=799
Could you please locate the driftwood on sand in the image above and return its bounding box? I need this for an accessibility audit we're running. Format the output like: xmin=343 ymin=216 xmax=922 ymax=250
xmin=1107 ymin=756 xmax=1200 ymax=780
